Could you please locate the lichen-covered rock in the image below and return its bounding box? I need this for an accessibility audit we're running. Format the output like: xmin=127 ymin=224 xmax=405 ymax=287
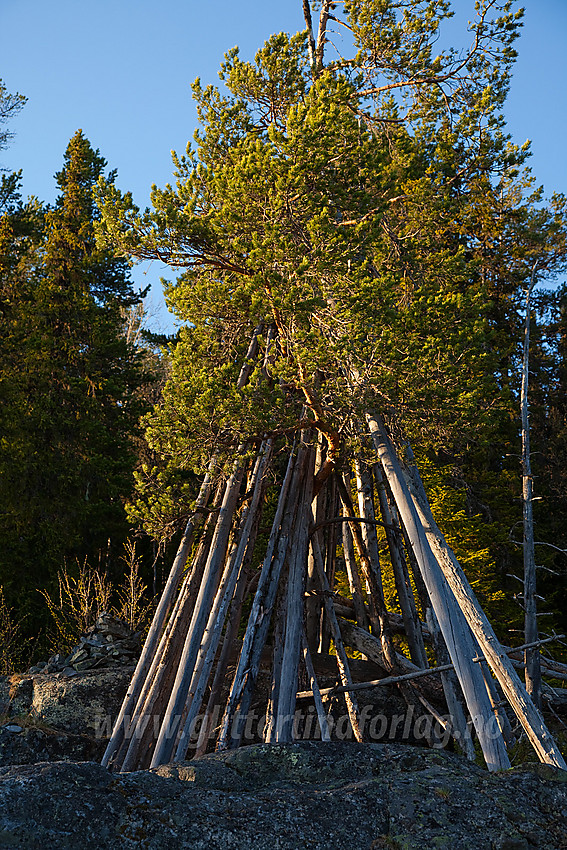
xmin=0 ymin=742 xmax=566 ymax=849
xmin=29 ymin=667 xmax=133 ymax=735
xmin=0 ymin=667 xmax=132 ymax=740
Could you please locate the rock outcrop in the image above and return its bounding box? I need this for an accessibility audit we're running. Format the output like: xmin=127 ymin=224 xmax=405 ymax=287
xmin=1 ymin=642 xmax=566 ymax=848
xmin=0 ymin=742 xmax=566 ymax=849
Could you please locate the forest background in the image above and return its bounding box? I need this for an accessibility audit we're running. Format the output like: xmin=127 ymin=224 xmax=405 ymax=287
xmin=1 ymin=0 xmax=567 ymax=673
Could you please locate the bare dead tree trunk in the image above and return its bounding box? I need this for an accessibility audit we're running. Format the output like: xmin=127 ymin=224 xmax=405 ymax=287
xmin=315 ymin=0 xmax=333 ymax=74
xmin=302 ymin=0 xmax=316 ymax=70
xmin=522 ymin=267 xmax=542 ymax=706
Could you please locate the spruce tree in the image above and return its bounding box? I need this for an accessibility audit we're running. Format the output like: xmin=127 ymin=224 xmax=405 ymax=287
xmin=0 ymin=131 xmax=147 ymax=617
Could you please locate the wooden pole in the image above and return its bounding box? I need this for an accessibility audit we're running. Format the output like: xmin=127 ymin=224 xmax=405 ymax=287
xmin=521 ymin=270 xmax=542 ymax=705
xmin=397 ymin=434 xmax=567 ymax=768
xmin=216 ymin=449 xmax=302 ymax=750
xmin=301 ymin=630 xmax=331 ymax=741
xmin=370 ymin=414 xmax=567 ymax=769
xmin=342 ymin=497 xmax=370 ymax=634
xmin=373 ymin=461 xmax=428 ymax=669
xmin=275 ymin=444 xmax=314 ymax=742
xmin=310 ymin=528 xmax=363 ymax=742
xmin=101 ymin=463 xmax=216 ymax=769
xmin=149 ymin=459 xmax=245 ymax=768
xmin=335 ymin=472 xmax=397 ymax=670
xmin=173 ymin=442 xmax=273 ymax=760
xmin=367 ymin=413 xmax=511 ymax=771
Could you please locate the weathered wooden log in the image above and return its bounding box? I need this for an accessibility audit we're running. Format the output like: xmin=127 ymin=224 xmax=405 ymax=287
xmin=118 ymin=494 xmax=223 ymax=772
xmin=150 ymin=458 xmax=246 ymax=768
xmin=404 ymin=531 xmax=475 ymax=760
xmin=367 ymin=413 xmax=511 ymax=771
xmin=310 ymin=529 xmax=363 ymax=742
xmin=338 ymin=617 xmax=419 ymax=676
xmin=216 ymin=449 xmax=303 ymax=750
xmin=319 ymin=479 xmax=338 ymax=655
xmin=275 ymin=445 xmax=315 ymax=742
xmin=354 ymin=458 xmax=384 ymax=594
xmin=295 ymin=662 xmax=455 ymax=699
xmin=265 ymin=584 xmax=287 ymax=743
xmin=101 ymin=464 xmax=216 ymax=769
xmin=335 ymin=472 xmax=397 ymax=671
xmin=305 ymin=438 xmax=326 ymax=653
xmin=397 ymin=433 xmax=567 ymax=769
xmin=173 ymin=441 xmax=273 ymax=760
xmin=342 ymin=505 xmax=370 ymax=634
xmin=301 ymin=630 xmax=331 ymax=741
xmin=373 ymin=462 xmax=428 ymax=669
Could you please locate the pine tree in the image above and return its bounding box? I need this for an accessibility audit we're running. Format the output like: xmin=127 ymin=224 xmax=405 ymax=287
xmin=96 ymin=1 xmax=567 ymax=646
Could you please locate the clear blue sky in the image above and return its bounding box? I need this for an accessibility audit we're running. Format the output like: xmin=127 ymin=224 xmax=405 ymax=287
xmin=2 ymin=0 xmax=566 ymax=332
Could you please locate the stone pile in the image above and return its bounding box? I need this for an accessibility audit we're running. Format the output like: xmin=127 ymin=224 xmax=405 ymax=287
xmin=28 ymin=612 xmax=141 ymax=676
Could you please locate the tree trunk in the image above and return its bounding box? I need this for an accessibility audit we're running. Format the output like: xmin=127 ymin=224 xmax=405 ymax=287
xmin=521 ymin=273 xmax=542 ymax=706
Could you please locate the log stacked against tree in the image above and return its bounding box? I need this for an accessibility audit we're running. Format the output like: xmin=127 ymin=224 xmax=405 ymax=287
xmin=98 ymin=0 xmax=567 ymax=773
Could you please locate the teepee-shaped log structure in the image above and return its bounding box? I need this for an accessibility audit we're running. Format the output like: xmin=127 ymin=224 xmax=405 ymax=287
xmin=101 ymin=329 xmax=566 ymax=775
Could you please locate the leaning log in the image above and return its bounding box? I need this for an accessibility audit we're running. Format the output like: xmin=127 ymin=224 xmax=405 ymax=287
xmin=368 ymin=413 xmax=566 ymax=770
xmin=367 ymin=413 xmax=511 ymax=771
